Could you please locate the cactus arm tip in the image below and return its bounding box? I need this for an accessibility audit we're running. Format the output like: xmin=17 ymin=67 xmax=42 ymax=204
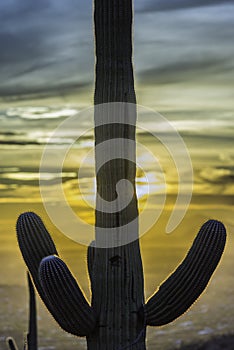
xmin=16 ymin=212 xmax=58 ymax=279
xmin=145 ymin=219 xmax=226 ymax=326
xmin=6 ymin=337 xmax=19 ymax=350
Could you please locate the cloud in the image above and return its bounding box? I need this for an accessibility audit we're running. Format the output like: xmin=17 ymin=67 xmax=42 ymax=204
xmin=200 ymin=167 xmax=234 ymax=185
xmin=0 ymin=0 xmax=93 ymax=97
xmin=0 ymin=0 xmax=233 ymax=100
xmin=136 ymin=0 xmax=234 ymax=13
xmin=0 ymin=0 xmax=51 ymax=20
xmin=138 ymin=58 xmax=228 ymax=84
xmin=134 ymin=3 xmax=234 ymax=87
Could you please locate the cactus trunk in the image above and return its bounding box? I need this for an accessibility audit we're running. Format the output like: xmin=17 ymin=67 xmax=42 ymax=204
xmin=87 ymin=0 xmax=146 ymax=349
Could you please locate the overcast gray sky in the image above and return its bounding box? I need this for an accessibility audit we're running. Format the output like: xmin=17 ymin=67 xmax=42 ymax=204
xmin=0 ymin=0 xmax=233 ymax=106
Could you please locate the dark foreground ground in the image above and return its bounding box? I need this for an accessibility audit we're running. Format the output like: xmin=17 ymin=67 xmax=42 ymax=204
xmin=179 ymin=334 xmax=234 ymax=350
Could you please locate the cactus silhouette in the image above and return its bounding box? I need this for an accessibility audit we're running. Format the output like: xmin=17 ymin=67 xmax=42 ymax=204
xmin=14 ymin=0 xmax=226 ymax=349
xmin=6 ymin=338 xmax=18 ymax=350
xmin=7 ymin=273 xmax=37 ymax=350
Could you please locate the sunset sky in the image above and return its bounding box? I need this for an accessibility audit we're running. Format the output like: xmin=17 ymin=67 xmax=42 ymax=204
xmin=0 ymin=0 xmax=233 ymax=111
xmin=0 ymin=0 xmax=233 ymax=246
xmin=0 ymin=0 xmax=233 ymax=212
xmin=0 ymin=3 xmax=234 ymax=347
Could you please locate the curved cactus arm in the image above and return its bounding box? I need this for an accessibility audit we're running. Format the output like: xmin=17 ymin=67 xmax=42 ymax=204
xmin=39 ymin=255 xmax=97 ymax=336
xmin=145 ymin=220 xmax=226 ymax=326
xmin=6 ymin=338 xmax=19 ymax=350
xmin=16 ymin=212 xmax=59 ymax=320
xmin=16 ymin=212 xmax=96 ymax=336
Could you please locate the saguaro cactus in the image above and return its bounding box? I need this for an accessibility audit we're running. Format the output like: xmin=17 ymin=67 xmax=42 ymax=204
xmin=14 ymin=1 xmax=226 ymax=349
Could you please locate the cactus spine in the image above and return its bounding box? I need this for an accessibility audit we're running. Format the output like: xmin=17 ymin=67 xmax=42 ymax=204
xmin=14 ymin=0 xmax=226 ymax=349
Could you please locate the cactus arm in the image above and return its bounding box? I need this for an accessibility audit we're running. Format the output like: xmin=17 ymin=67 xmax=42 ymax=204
xmin=145 ymin=220 xmax=226 ymax=326
xmin=6 ymin=273 xmax=37 ymax=350
xmin=27 ymin=272 xmax=37 ymax=350
xmin=6 ymin=338 xmax=19 ymax=350
xmin=39 ymin=255 xmax=97 ymax=336
xmin=16 ymin=212 xmax=96 ymax=337
xmin=16 ymin=212 xmax=59 ymax=325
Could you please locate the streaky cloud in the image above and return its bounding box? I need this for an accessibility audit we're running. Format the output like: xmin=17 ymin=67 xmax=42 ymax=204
xmin=138 ymin=57 xmax=228 ymax=84
xmin=136 ymin=0 xmax=234 ymax=13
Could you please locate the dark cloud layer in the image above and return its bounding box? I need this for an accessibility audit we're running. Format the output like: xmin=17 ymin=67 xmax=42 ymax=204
xmin=138 ymin=58 xmax=228 ymax=84
xmin=0 ymin=0 xmax=93 ymax=97
xmin=0 ymin=0 xmax=233 ymax=99
xmin=134 ymin=2 xmax=234 ymax=89
xmin=137 ymin=0 xmax=234 ymax=12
